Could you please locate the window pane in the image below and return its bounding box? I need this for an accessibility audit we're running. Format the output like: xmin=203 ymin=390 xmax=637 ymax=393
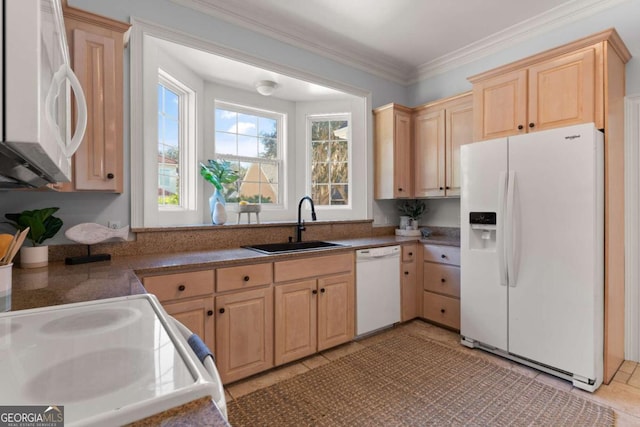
xmin=237 ymin=113 xmax=258 ymax=136
xmin=215 ymin=109 xmax=237 ymax=132
xmin=331 ymin=140 xmax=348 ymax=162
xmin=331 ymin=162 xmax=348 ymax=183
xmin=331 ymin=121 xmax=348 ymax=140
xmin=164 ymin=120 xmax=179 ymax=148
xmin=259 ymin=117 xmax=277 ymax=136
xmin=259 ymin=137 xmax=277 ymax=159
xmin=164 ymin=88 xmax=179 ymax=119
xmin=238 ymin=135 xmax=258 ymax=157
xmin=331 ymin=185 xmax=348 ymax=205
xmin=312 ymin=162 xmax=329 ymax=183
xmin=312 ymin=141 xmax=328 ymax=163
xmin=215 ymin=132 xmax=236 ymax=155
xmin=312 ymin=184 xmax=329 ymax=205
xmin=312 ymin=121 xmax=329 ymax=140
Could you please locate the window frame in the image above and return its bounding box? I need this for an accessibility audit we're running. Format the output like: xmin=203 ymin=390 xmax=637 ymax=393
xmin=213 ymin=101 xmax=286 ymax=210
xmin=306 ymin=113 xmax=352 ymax=210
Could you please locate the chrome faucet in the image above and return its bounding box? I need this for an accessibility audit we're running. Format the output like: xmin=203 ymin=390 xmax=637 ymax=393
xmin=296 ymin=196 xmax=317 ymax=242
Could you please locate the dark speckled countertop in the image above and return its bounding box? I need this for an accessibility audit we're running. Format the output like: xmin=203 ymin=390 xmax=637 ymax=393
xmin=7 ymin=232 xmax=459 ymax=426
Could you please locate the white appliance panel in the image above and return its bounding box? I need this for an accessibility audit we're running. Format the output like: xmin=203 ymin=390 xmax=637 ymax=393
xmin=356 ymin=246 xmax=401 ymax=336
xmin=507 ymin=124 xmax=604 ymax=380
xmin=460 ymin=137 xmax=508 ymax=351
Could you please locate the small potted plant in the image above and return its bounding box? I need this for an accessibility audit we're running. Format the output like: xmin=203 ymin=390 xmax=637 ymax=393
xmin=200 ymin=159 xmax=239 ymax=225
xmin=397 ymin=199 xmax=427 ymax=230
xmin=4 ymin=207 xmax=63 ymax=268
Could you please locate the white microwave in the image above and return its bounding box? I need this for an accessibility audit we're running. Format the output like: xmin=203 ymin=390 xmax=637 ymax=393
xmin=0 ymin=0 xmax=87 ymax=188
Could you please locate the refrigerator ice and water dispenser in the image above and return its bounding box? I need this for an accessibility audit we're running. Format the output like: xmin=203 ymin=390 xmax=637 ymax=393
xmin=469 ymin=212 xmax=497 ymax=250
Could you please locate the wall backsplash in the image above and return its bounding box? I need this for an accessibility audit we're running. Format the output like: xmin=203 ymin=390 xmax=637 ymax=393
xmin=46 ymin=220 xmax=396 ymax=262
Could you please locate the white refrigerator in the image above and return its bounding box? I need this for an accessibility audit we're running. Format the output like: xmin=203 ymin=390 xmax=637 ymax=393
xmin=460 ymin=123 xmax=604 ymax=392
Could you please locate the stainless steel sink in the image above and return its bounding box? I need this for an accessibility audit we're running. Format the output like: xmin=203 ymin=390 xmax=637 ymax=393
xmin=243 ymin=241 xmax=347 ymax=254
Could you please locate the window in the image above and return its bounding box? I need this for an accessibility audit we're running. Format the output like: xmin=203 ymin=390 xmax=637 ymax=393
xmin=309 ymin=115 xmax=350 ymax=206
xmin=214 ymin=103 xmax=283 ymax=205
xmin=157 ymin=82 xmax=181 ymax=207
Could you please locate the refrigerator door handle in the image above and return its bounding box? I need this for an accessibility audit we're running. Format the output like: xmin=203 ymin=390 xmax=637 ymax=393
xmin=505 ymin=171 xmax=518 ymax=287
xmin=498 ymin=171 xmax=508 ymax=286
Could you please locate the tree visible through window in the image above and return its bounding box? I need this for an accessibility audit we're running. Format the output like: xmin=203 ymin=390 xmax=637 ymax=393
xmin=310 ymin=117 xmax=349 ymax=206
xmin=158 ymin=83 xmax=181 ymax=206
xmin=214 ymin=105 xmax=281 ymax=204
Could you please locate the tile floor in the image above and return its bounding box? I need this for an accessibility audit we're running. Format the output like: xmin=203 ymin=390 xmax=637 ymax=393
xmin=224 ymin=321 xmax=640 ymax=426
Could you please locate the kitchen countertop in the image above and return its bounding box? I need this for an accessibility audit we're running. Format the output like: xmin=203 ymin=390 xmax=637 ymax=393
xmin=7 ymin=232 xmax=459 ymax=426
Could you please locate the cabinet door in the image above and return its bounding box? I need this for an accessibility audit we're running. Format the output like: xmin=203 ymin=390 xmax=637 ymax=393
xmin=317 ymin=273 xmax=354 ymax=351
xmin=164 ymin=297 xmax=215 ymax=353
xmin=414 ymin=109 xmax=445 ymax=197
xmin=216 ymin=288 xmax=273 ymax=384
xmin=274 ymin=280 xmax=317 ymax=365
xmin=445 ymin=99 xmax=473 ymax=196
xmin=401 ymin=261 xmax=418 ymax=321
xmin=528 ymin=48 xmax=596 ymax=132
xmin=472 ymin=69 xmax=527 ymax=141
xmin=394 ymin=110 xmax=413 ymax=198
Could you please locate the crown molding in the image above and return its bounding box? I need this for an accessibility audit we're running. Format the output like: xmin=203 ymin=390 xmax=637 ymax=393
xmin=171 ymin=0 xmax=627 ymax=86
xmin=169 ymin=0 xmax=411 ymax=84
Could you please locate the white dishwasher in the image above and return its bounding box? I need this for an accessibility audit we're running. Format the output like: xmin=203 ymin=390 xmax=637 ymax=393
xmin=356 ymin=245 xmax=401 ymax=336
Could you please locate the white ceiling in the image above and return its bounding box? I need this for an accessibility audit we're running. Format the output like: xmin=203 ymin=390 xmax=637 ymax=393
xmin=171 ymin=0 xmax=626 ymax=83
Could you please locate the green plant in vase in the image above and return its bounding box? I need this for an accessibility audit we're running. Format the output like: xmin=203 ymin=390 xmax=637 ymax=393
xmin=200 ymin=160 xmax=239 ymax=225
xmin=397 ymin=199 xmax=427 ymax=229
xmin=4 ymin=207 xmax=63 ymax=268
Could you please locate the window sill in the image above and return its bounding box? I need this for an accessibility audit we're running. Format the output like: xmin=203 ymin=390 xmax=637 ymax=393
xmin=131 ymin=218 xmax=374 ymax=233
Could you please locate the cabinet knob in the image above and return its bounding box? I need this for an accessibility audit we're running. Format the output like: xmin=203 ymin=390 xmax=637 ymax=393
xmin=439 ymin=187 xmax=444 ymax=190
xmin=529 ymin=123 xmax=535 ymax=128
xmin=441 ymin=254 xmax=447 ymax=259
xmin=320 ymin=288 xmax=326 ymax=293
xmin=312 ymin=289 xmax=318 ymax=295
xmin=207 ymin=310 xmax=214 ymax=316
xmin=408 ymin=252 xmax=413 ymax=256
xmin=243 ymin=275 xmax=250 ymax=282
xmin=219 ymin=308 xmax=225 ymax=314
xmin=518 ymin=125 xmax=524 ymax=130
xmin=107 ymin=173 xmax=114 ymax=180
xmin=398 ymin=188 xmax=403 ymax=192
xmin=445 ymin=186 xmax=450 ymax=190
xmin=404 ymin=271 xmax=409 ymax=276
xmin=178 ymin=284 xmax=186 ymax=291
xmin=440 ymin=308 xmax=446 ymax=314
xmin=441 ymin=278 xmax=446 ymax=283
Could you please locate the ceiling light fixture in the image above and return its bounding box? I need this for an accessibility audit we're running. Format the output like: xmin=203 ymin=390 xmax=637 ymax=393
xmin=255 ymin=80 xmax=279 ymax=96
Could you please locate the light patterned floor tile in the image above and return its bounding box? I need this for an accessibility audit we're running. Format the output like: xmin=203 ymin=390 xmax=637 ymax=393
xmin=572 ymin=381 xmax=640 ymax=418
xmin=226 ymin=363 xmax=309 ymax=399
xmin=321 ymin=341 xmax=366 ymax=361
xmin=614 ymin=370 xmax=632 ymax=384
xmin=614 ymin=410 xmax=640 ymax=426
xmin=301 ymin=354 xmax=331 ymax=370
xmin=628 ymin=369 xmax=640 ymax=388
xmin=620 ymin=360 xmax=637 ymax=374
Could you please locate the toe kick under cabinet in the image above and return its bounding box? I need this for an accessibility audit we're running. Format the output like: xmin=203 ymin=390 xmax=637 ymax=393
xmin=422 ymin=244 xmax=461 ymax=330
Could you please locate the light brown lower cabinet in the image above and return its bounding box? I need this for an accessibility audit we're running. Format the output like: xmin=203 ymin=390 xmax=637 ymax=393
xmin=401 ymin=244 xmax=419 ymax=321
xmin=274 ymin=253 xmax=355 ymax=366
xmin=274 ymin=273 xmax=354 ymax=366
xmin=215 ymin=287 xmax=274 ymax=384
xmin=163 ymin=297 xmax=215 ymax=350
xmin=422 ymin=244 xmax=461 ymax=330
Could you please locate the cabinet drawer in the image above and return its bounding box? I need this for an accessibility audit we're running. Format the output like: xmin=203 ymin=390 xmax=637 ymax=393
xmin=423 ymin=292 xmax=460 ymax=330
xmin=402 ymin=245 xmax=417 ymax=263
xmin=143 ymin=270 xmax=214 ymax=302
xmin=216 ymin=263 xmax=273 ymax=292
xmin=274 ymin=253 xmax=354 ymax=283
xmin=423 ymin=263 xmax=460 ymax=298
xmin=423 ymin=244 xmax=460 ymax=266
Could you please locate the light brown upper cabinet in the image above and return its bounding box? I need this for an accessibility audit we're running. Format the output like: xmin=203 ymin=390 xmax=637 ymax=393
xmin=413 ymin=93 xmax=473 ymax=197
xmin=60 ymin=3 xmax=130 ymax=192
xmin=374 ymin=104 xmax=413 ymax=199
xmin=470 ymin=28 xmax=631 ymax=385
xmin=469 ymin=29 xmax=628 ymax=141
